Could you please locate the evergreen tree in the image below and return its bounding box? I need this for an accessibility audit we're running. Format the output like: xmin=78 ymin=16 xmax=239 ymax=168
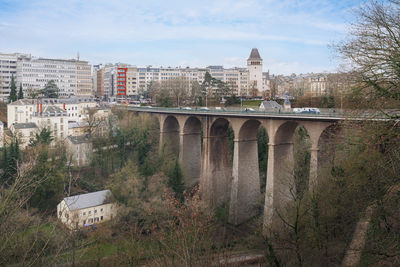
xmin=167 ymin=159 xmax=185 ymax=200
xmin=41 ymin=80 xmax=59 ymax=98
xmin=9 ymin=75 xmax=17 ymax=103
xmin=1 ymin=146 xmax=7 ymax=183
xmin=18 ymin=84 xmax=24 ymax=99
xmin=30 ymin=128 xmax=54 ymax=146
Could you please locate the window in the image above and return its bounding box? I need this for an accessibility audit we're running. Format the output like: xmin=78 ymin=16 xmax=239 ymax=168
xmin=95 ymin=209 xmax=97 ymax=213
xmin=100 ymin=216 xmax=103 ymax=220
xmin=88 ymin=211 xmax=91 ymax=214
xmin=83 ymin=212 xmax=86 ymax=215
xmin=100 ymin=208 xmax=103 ymax=212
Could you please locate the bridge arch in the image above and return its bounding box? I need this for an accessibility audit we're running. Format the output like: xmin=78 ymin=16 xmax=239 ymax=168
xmin=229 ymin=119 xmax=265 ymax=224
xmin=160 ymin=115 xmax=180 ymax=157
xmin=317 ymin=123 xmax=342 ymax=180
xmin=180 ymin=116 xmax=203 ymax=186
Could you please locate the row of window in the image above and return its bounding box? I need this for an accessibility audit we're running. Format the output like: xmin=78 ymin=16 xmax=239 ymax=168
xmin=82 ymin=208 xmax=104 ymax=216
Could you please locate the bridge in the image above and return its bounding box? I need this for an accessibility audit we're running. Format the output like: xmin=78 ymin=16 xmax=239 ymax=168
xmin=125 ymin=106 xmax=368 ymax=229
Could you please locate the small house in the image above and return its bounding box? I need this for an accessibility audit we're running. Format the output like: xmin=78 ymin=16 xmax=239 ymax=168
xmin=57 ymin=190 xmax=116 ymax=229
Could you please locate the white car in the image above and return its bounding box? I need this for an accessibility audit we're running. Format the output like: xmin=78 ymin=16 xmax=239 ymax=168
xmin=182 ymin=107 xmax=192 ymax=110
xmin=200 ymin=107 xmax=209 ymax=111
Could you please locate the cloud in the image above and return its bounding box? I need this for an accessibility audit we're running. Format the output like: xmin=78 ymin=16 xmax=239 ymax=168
xmin=0 ymin=0 xmax=362 ymax=74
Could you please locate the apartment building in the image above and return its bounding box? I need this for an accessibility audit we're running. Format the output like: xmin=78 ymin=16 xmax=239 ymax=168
xmin=76 ymin=60 xmax=93 ymax=96
xmin=0 ymin=53 xmax=93 ymax=98
xmin=7 ymin=98 xmax=96 ymax=127
xmin=9 ymin=122 xmax=38 ymax=148
xmin=31 ymin=105 xmax=68 ymax=141
xmin=0 ymin=53 xmax=21 ymax=98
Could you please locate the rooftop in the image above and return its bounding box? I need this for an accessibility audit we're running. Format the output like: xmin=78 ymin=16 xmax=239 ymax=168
xmin=12 ymin=122 xmax=37 ymax=129
xmin=63 ymin=190 xmax=112 ymax=211
xmin=67 ymin=135 xmax=90 ymax=144
xmin=248 ymin=48 xmax=262 ymax=60
xmin=260 ymin=100 xmax=282 ymax=109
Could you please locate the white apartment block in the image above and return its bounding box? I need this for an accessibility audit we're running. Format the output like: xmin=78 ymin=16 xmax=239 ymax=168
xmin=0 ymin=53 xmax=22 ymax=98
xmin=31 ymin=105 xmax=68 ymax=141
xmin=0 ymin=53 xmax=93 ymax=98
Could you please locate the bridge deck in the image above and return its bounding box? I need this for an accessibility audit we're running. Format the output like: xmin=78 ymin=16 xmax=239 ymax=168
xmin=123 ymin=106 xmax=387 ymax=122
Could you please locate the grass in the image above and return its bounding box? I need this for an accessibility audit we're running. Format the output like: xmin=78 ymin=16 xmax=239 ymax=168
xmin=229 ymin=100 xmax=263 ymax=109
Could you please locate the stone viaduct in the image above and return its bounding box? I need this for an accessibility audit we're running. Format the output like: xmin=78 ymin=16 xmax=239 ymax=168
xmin=129 ymin=108 xmax=342 ymax=229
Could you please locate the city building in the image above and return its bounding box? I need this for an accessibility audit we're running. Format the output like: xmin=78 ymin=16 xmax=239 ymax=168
xmin=0 ymin=53 xmax=22 ymax=99
xmin=57 ymin=190 xmax=116 ymax=229
xmin=76 ymin=60 xmax=93 ymax=96
xmin=66 ymin=135 xmax=92 ymax=166
xmin=7 ymin=98 xmax=96 ymax=126
xmin=1 ymin=53 xmax=93 ymax=98
xmin=31 ymin=105 xmax=68 ymax=141
xmin=9 ymin=122 xmax=38 ymax=148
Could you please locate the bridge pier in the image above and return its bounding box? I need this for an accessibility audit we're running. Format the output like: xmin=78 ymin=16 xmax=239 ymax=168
xmin=229 ymin=137 xmax=260 ymax=224
xmin=309 ymin=147 xmax=319 ymax=189
xmin=264 ymin=142 xmax=295 ymax=230
xmin=200 ymin=118 xmax=232 ymax=207
xmin=149 ymin=109 xmax=336 ymax=231
xmin=179 ymin=130 xmax=202 ymax=187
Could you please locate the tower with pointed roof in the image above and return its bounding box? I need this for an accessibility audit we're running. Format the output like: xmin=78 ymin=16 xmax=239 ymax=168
xmin=247 ymin=48 xmax=264 ymax=96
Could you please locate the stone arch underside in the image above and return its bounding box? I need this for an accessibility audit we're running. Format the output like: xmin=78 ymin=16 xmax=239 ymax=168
xmin=181 ymin=116 xmax=203 ymax=186
xmin=229 ymin=119 xmax=263 ymax=224
xmin=161 ymin=115 xmax=180 ymax=157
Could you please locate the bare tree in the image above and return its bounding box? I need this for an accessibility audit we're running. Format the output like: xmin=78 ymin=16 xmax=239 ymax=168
xmin=337 ymin=0 xmax=400 ymax=115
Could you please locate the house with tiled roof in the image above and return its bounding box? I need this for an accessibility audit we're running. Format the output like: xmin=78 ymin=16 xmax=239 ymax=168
xmin=57 ymin=190 xmax=116 ymax=229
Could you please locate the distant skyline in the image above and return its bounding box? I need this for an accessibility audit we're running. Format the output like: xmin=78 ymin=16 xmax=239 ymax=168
xmin=0 ymin=0 xmax=364 ymax=75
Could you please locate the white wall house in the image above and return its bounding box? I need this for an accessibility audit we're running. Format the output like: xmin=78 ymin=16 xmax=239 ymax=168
xmin=57 ymin=190 xmax=116 ymax=229
xmin=65 ymin=135 xmax=92 ymax=166
xmin=31 ymin=105 xmax=68 ymax=141
xmin=9 ymin=122 xmax=38 ymax=148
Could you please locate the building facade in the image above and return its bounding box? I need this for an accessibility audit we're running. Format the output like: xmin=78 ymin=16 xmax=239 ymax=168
xmin=0 ymin=53 xmax=21 ymax=99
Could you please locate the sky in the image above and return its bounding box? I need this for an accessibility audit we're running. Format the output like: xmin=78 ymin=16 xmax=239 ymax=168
xmin=0 ymin=0 xmax=364 ymax=75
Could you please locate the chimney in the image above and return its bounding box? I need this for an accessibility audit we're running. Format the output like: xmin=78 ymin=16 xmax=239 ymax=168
xmin=37 ymin=103 xmax=39 ymax=113
xmin=40 ymin=103 xmax=43 ymax=114
xmin=63 ymin=103 xmax=66 ymax=110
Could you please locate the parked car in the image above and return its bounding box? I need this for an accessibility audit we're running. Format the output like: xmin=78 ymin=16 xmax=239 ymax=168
xmin=245 ymin=108 xmax=255 ymax=112
xmin=182 ymin=107 xmax=192 ymax=110
xmin=200 ymin=107 xmax=209 ymax=111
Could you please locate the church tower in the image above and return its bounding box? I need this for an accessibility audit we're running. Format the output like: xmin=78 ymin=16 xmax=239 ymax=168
xmin=247 ymin=48 xmax=264 ymax=96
